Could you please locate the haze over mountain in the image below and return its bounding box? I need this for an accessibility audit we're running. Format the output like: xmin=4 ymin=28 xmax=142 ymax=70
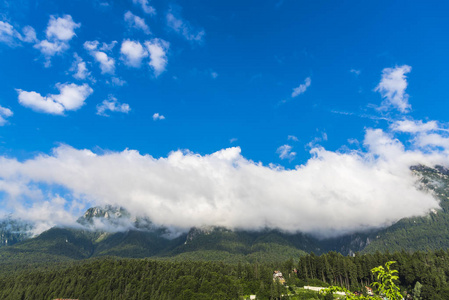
xmin=1 ymin=163 xmax=449 ymax=265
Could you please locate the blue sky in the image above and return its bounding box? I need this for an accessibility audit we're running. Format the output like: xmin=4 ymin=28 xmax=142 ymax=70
xmin=0 ymin=0 xmax=447 ymax=163
xmin=1 ymin=0 xmax=449 ymax=235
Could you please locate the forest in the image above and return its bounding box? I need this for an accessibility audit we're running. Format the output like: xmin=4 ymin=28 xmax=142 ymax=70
xmin=0 ymin=258 xmax=287 ymax=300
xmin=1 ymin=250 xmax=449 ymax=299
xmin=297 ymin=250 xmax=449 ymax=299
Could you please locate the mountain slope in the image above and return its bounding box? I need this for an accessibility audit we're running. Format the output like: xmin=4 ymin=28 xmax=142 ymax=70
xmin=0 ymin=227 xmax=95 ymax=272
xmin=92 ymin=229 xmax=186 ymax=258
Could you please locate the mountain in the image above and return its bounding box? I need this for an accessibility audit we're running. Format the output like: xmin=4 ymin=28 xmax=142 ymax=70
xmin=0 ymin=224 xmax=310 ymax=266
xmin=78 ymin=205 xmax=152 ymax=230
xmin=162 ymin=226 xmax=312 ymax=263
xmin=0 ymin=216 xmax=33 ymax=247
xmin=1 ymin=164 xmax=449 ymax=266
xmin=77 ymin=205 xmax=131 ymax=225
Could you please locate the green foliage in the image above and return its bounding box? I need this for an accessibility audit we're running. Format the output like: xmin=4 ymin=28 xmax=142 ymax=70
xmin=371 ymin=261 xmax=401 ymax=300
xmin=320 ymin=261 xmax=401 ymax=300
xmin=413 ymin=281 xmax=422 ymax=300
xmin=298 ymin=251 xmax=449 ymax=299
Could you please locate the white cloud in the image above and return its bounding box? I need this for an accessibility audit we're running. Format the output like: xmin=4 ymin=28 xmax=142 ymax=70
xmin=0 ymin=123 xmax=445 ymax=237
xmin=52 ymin=83 xmax=93 ymax=110
xmin=0 ymin=21 xmax=37 ymax=46
xmin=211 ymin=71 xmax=218 ymax=79
xmin=84 ymin=41 xmax=115 ymax=74
xmin=34 ymin=15 xmax=80 ymax=65
xmin=45 ymin=15 xmax=80 ymax=41
xmin=97 ymin=2 xmax=111 ymax=8
xmin=375 ymin=65 xmax=412 ymax=113
xmin=166 ymin=11 xmax=205 ymax=43
xmin=276 ymin=144 xmax=296 ymax=160
xmin=14 ymin=195 xmax=81 ymax=235
xmin=16 ymin=90 xmax=65 ymax=115
xmin=34 ymin=39 xmax=68 ymax=57
xmin=132 ymin=0 xmax=156 ymax=15
xmin=0 ymin=106 xmax=13 ymax=118
xmin=415 ymin=133 xmax=449 ymax=150
xmin=16 ymin=83 xmax=93 ymax=115
xmin=389 ymin=119 xmax=449 ymax=151
xmin=0 ymin=105 xmax=13 ymax=126
xmin=145 ymin=39 xmax=169 ymax=76
xmin=120 ymin=39 xmax=147 ymax=68
xmin=70 ymin=53 xmax=91 ymax=80
xmin=21 ymin=26 xmax=37 ymax=43
xmin=230 ymin=138 xmax=238 ymax=143
xmin=152 ymin=112 xmax=165 ymax=120
xmin=94 ymin=51 xmax=115 ymax=74
xmin=292 ymin=77 xmax=311 ymax=97
xmin=99 ymin=41 xmax=117 ymax=52
xmin=391 ymin=119 xmax=439 ymax=133
xmin=83 ymin=40 xmax=99 ymax=51
xmin=110 ymin=77 xmax=127 ymax=86
xmin=0 ymin=21 xmax=16 ymax=45
xmin=96 ymin=95 xmax=130 ymax=117
xmin=124 ymin=11 xmax=150 ymax=34
xmin=288 ymin=135 xmax=299 ymax=142
xmin=350 ymin=69 xmax=361 ymax=76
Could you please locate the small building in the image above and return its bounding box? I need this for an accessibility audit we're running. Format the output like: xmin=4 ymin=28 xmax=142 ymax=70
xmin=273 ymin=270 xmax=286 ymax=284
xmin=365 ymin=286 xmax=374 ymax=295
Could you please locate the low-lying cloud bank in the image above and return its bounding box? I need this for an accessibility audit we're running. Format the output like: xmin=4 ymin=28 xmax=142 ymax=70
xmin=0 ymin=119 xmax=447 ymax=238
